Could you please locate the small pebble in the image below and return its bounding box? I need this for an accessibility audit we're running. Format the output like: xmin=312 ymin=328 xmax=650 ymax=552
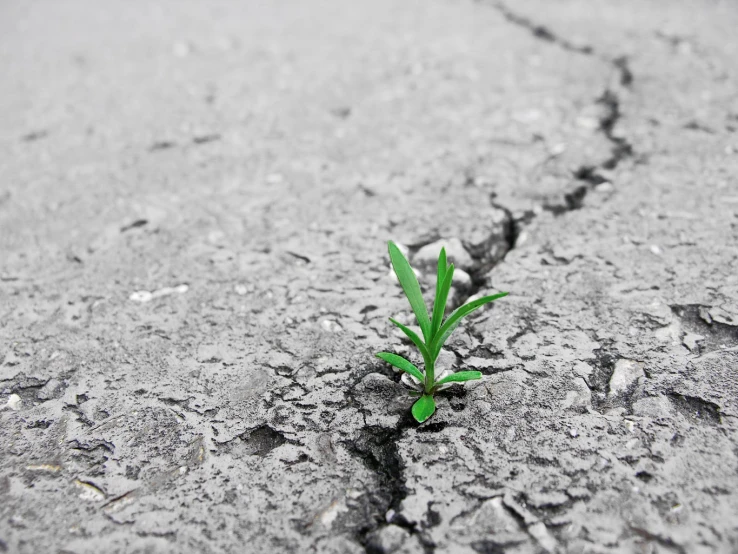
xmin=414 ymin=238 xmax=474 ymax=271
xmin=321 ymin=319 xmax=342 ymax=333
xmin=453 ymin=268 xmax=472 ymax=288
xmin=7 ymin=393 xmax=22 ymax=410
xmin=129 ymin=284 xmax=188 ymax=303
xmin=129 ymin=291 xmax=153 ymax=303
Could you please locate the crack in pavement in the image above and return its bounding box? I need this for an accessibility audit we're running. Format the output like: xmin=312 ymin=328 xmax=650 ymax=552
xmin=491 ymin=1 xmax=594 ymax=55
xmin=487 ymin=0 xmax=636 ymax=215
xmin=4 ymin=0 xmax=736 ymax=551
xmin=425 ymin=1 xmax=641 ymax=306
xmin=344 ymin=421 xmax=437 ymax=553
xmin=349 ymin=2 xmax=645 ymax=550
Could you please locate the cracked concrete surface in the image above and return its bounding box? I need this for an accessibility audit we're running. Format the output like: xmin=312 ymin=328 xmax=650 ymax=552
xmin=2 ymin=0 xmax=738 ymax=552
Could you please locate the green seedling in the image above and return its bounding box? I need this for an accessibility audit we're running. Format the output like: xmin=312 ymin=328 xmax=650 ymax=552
xmin=377 ymin=241 xmax=508 ymax=423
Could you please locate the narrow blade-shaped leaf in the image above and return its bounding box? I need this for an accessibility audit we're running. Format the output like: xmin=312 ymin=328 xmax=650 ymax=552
xmin=434 ymin=370 xmax=482 ymax=386
xmin=412 ymin=394 xmax=436 ymax=423
xmin=432 ymin=247 xmax=447 ymax=337
xmin=431 ymin=263 xmax=454 ymax=338
xmin=388 ymin=241 xmax=431 ymax=342
xmin=431 ymin=292 xmax=509 ymax=358
xmin=376 ymin=352 xmax=425 ymax=382
xmin=389 ymin=318 xmax=431 ymax=361
xmin=437 ymin=247 xmax=447 ymax=284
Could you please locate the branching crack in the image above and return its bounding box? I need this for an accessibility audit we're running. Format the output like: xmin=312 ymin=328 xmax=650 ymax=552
xmin=366 ymin=4 xmax=642 ymax=550
xmin=489 ymin=0 xmax=635 ymax=216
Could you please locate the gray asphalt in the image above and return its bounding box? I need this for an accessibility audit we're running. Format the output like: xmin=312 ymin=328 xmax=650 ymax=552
xmin=1 ymin=0 xmax=737 ymax=552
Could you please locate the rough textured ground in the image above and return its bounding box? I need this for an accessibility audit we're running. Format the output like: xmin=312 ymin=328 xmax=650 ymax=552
xmin=2 ymin=0 xmax=738 ymax=552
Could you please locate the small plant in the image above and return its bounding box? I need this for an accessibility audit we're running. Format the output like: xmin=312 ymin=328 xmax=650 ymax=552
xmin=377 ymin=241 xmax=508 ymax=423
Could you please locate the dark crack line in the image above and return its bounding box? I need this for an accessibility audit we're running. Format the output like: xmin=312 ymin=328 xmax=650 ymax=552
xmin=362 ymin=5 xmax=641 ymax=550
xmin=487 ymin=0 xmax=635 ymax=216
xmin=443 ymin=199 xmax=519 ymax=308
xmin=343 ymin=419 xmax=437 ymax=554
xmin=490 ymin=1 xmax=594 ymax=55
xmin=596 ymin=88 xmax=634 ymax=169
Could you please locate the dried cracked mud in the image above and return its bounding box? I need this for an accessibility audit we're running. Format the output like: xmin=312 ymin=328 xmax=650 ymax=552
xmin=2 ymin=0 xmax=738 ymax=552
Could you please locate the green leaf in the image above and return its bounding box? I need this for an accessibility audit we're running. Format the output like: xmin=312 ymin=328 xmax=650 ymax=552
xmin=434 ymin=371 xmax=483 ymax=386
xmin=389 ymin=318 xmax=431 ymax=361
xmin=431 ymin=263 xmax=454 ymax=339
xmin=388 ymin=241 xmax=431 ymax=343
xmin=432 ymin=247 xmax=447 ymax=337
xmin=431 ymin=292 xmax=509 ymax=359
xmin=437 ymin=247 xmax=447 ymax=283
xmin=376 ymin=352 xmax=425 ymax=382
xmin=411 ymin=395 xmax=436 ymax=423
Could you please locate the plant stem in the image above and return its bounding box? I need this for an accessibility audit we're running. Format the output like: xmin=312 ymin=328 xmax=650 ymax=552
xmin=423 ymin=350 xmax=435 ymax=394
